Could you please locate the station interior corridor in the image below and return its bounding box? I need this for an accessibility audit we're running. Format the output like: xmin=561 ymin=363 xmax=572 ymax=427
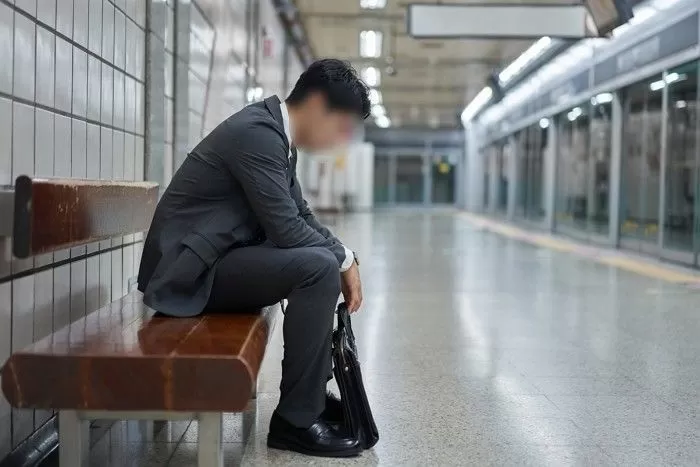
xmin=4 ymin=0 xmax=700 ymax=465
xmin=42 ymin=210 xmax=699 ymax=467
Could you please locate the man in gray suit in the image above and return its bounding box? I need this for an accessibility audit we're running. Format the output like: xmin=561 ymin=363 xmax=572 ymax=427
xmin=138 ymin=60 xmax=370 ymax=457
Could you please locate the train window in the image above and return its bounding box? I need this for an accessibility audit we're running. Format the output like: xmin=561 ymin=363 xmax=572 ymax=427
xmin=663 ymin=61 xmax=699 ymax=257
xmin=620 ymin=74 xmax=664 ymax=250
xmin=555 ymin=103 xmax=592 ymax=233
xmin=516 ymin=124 xmax=547 ymax=221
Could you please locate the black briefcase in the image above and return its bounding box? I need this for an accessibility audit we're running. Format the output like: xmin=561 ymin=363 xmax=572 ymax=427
xmin=331 ymin=303 xmax=379 ymax=449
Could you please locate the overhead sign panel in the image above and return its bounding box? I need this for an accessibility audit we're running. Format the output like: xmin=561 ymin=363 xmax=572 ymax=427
xmin=407 ymin=3 xmax=590 ymax=39
xmin=594 ymin=12 xmax=699 ymax=86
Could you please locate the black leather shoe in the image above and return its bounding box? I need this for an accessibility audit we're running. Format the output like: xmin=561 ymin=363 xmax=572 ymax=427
xmin=321 ymin=392 xmax=344 ymax=424
xmin=267 ymin=411 xmax=361 ymax=458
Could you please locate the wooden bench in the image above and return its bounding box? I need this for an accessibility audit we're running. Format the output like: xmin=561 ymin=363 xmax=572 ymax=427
xmin=1 ymin=176 xmax=279 ymax=466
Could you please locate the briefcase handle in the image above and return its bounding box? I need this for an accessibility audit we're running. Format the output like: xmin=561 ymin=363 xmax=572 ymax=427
xmin=336 ymin=302 xmax=357 ymax=352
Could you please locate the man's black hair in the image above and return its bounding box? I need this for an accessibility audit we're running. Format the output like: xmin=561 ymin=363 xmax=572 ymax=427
xmin=287 ymin=59 xmax=371 ymax=120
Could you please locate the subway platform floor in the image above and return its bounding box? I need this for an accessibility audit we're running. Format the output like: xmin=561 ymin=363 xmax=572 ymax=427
xmin=45 ymin=211 xmax=700 ymax=466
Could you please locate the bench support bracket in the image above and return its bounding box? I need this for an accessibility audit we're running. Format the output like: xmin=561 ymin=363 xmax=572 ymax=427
xmin=198 ymin=412 xmax=224 ymax=467
xmin=59 ymin=410 xmax=89 ymax=467
xmin=57 ymin=410 xmax=228 ymax=467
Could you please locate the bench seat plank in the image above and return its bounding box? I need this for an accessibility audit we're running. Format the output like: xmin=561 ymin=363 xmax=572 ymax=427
xmin=1 ymin=291 xmax=278 ymax=412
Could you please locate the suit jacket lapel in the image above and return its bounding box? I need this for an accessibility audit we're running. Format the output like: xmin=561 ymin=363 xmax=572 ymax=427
xmin=263 ymin=95 xmax=290 ymax=148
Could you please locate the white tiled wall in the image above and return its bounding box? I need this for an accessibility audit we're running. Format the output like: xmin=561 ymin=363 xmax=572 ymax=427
xmin=0 ymin=0 xmax=303 ymax=460
xmin=187 ymin=2 xmax=214 ymax=150
xmin=258 ymin=0 xmax=286 ymax=99
xmin=0 ymin=0 xmax=146 ymax=457
xmin=194 ymin=0 xmax=254 ymax=137
xmin=164 ymin=0 xmax=176 ymax=183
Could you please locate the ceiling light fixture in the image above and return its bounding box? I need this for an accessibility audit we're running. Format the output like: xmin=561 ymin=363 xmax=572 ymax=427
xmin=368 ymin=89 xmax=382 ymax=105
xmin=461 ymin=86 xmax=493 ymax=125
xmin=539 ymin=118 xmax=550 ymax=129
xmin=371 ymin=104 xmax=385 ymax=117
xmin=567 ymin=107 xmax=583 ymax=121
xmin=665 ymin=72 xmax=686 ymax=84
xmin=360 ymin=0 xmax=386 ymax=9
xmin=650 ymin=79 xmax=665 ymax=91
xmin=650 ymin=72 xmax=687 ymax=92
xmin=591 ymin=92 xmax=613 ymax=105
xmin=361 ymin=66 xmax=381 ymax=86
xmin=360 ymin=30 xmax=383 ymax=58
xmin=498 ymin=36 xmax=552 ymax=87
xmin=246 ymin=86 xmax=263 ymax=103
xmin=376 ymin=115 xmax=391 ymax=128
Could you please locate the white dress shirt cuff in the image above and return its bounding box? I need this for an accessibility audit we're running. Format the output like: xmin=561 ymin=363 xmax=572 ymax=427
xmin=340 ymin=246 xmax=354 ymax=272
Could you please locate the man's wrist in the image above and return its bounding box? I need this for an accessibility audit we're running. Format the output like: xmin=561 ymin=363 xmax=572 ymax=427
xmin=340 ymin=246 xmax=354 ymax=272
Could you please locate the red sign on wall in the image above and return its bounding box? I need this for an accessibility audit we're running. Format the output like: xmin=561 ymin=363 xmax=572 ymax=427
xmin=262 ymin=27 xmax=274 ymax=59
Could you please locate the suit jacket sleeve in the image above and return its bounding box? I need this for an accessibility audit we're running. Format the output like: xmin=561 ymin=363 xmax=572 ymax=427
xmin=225 ymin=120 xmax=347 ymax=266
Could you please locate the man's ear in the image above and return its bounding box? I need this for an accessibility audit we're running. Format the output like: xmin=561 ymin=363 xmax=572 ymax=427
xmin=307 ymin=92 xmax=327 ymax=113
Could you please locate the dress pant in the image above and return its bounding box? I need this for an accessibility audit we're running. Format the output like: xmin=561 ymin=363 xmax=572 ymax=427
xmin=207 ymin=242 xmax=341 ymax=428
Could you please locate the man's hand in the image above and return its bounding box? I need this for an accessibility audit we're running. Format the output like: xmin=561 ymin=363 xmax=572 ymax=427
xmin=341 ymin=262 xmax=363 ymax=313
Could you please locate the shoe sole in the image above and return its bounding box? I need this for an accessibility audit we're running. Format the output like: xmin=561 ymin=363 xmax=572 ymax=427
xmin=267 ymin=436 xmax=362 ymax=458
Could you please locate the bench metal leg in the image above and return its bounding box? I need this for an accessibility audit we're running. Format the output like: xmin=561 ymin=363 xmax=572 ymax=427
xmin=242 ymin=399 xmax=257 ymax=444
xmin=197 ymin=412 xmax=223 ymax=467
xmin=59 ymin=410 xmax=89 ymax=467
xmin=251 ymin=377 xmax=258 ymax=399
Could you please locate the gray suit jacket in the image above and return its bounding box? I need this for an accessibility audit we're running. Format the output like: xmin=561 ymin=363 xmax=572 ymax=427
xmin=137 ymin=96 xmax=347 ymax=317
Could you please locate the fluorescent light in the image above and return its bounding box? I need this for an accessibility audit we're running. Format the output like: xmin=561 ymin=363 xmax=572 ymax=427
xmin=591 ymin=92 xmax=613 ymax=105
xmin=567 ymin=107 xmax=582 ymax=121
xmin=539 ymin=118 xmax=550 ymax=129
xmin=461 ymin=86 xmax=493 ymax=124
xmin=498 ymin=36 xmax=552 ymax=86
xmin=361 ymin=66 xmax=381 ymax=86
xmin=666 ymin=72 xmax=680 ymax=83
xmin=650 ymin=79 xmax=665 ymax=91
xmin=376 ymin=115 xmax=391 ymax=128
xmin=368 ymin=88 xmax=382 ymax=105
xmin=371 ymin=104 xmax=385 ymax=117
xmin=665 ymin=72 xmax=687 ymax=84
xmin=360 ymin=30 xmax=383 ymax=58
xmin=246 ymin=86 xmax=263 ymax=103
xmin=651 ymin=72 xmax=687 ymax=91
xmin=360 ymin=0 xmax=386 ymax=9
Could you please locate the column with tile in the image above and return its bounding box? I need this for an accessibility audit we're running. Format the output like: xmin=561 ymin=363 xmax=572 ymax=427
xmin=544 ymin=120 xmax=558 ymax=231
xmin=0 ymin=0 xmax=148 ymax=459
xmin=145 ymin=0 xmax=167 ymax=189
xmin=173 ymin=0 xmax=191 ymax=170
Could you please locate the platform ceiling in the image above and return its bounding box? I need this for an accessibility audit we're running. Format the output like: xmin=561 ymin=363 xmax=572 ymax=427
xmin=295 ymin=0 xmax=575 ymax=128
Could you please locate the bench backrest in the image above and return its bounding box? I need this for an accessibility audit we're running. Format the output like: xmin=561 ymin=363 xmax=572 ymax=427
xmin=12 ymin=176 xmax=159 ymax=258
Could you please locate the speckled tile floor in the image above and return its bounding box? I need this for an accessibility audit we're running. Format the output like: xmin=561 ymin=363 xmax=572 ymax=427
xmin=43 ymin=211 xmax=700 ymax=466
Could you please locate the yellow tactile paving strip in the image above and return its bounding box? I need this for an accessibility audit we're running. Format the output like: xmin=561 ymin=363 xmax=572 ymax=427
xmin=462 ymin=212 xmax=700 ymax=286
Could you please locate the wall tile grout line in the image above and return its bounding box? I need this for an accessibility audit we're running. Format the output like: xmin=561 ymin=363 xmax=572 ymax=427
xmin=0 ymin=91 xmax=146 ymax=140
xmin=7 ymin=3 xmax=16 ymax=452
xmin=32 ymin=0 xmax=41 ymax=435
xmin=0 ymin=0 xmax=146 ymax=86
xmin=104 ymin=0 xmax=145 ymax=33
xmin=0 ymin=241 xmax=144 ymax=286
